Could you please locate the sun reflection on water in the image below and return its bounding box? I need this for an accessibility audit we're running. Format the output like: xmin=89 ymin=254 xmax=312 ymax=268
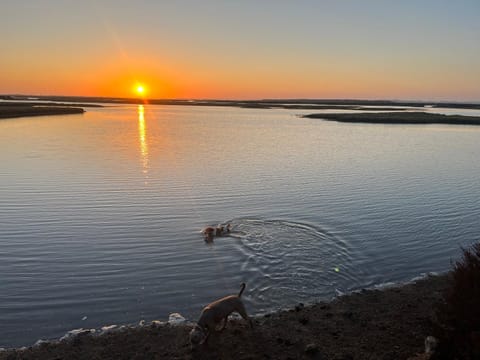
xmin=138 ymin=105 xmax=149 ymax=182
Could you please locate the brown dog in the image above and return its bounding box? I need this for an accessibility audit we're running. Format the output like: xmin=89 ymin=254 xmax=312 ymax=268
xmin=190 ymin=283 xmax=252 ymax=346
xmin=202 ymin=224 xmax=231 ymax=242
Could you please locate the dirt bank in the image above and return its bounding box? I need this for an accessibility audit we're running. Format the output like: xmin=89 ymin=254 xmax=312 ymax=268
xmin=0 ymin=274 xmax=448 ymax=360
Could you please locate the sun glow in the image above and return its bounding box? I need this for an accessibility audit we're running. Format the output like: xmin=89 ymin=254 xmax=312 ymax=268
xmin=134 ymin=83 xmax=147 ymax=97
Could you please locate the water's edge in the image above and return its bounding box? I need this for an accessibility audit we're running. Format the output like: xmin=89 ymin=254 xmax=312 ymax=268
xmin=0 ymin=271 xmax=445 ymax=350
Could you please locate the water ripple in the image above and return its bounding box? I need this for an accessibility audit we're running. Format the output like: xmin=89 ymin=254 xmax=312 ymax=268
xmin=225 ymin=218 xmax=361 ymax=312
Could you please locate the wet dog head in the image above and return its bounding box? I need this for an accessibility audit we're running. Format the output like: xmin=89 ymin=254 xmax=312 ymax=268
xmin=189 ymin=325 xmax=207 ymax=347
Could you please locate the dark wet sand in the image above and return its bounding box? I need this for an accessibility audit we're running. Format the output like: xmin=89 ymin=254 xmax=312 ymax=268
xmin=0 ymin=274 xmax=448 ymax=360
xmin=304 ymin=111 xmax=480 ymax=125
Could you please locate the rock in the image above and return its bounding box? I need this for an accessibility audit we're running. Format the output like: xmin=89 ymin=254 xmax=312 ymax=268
xmin=33 ymin=339 xmax=49 ymax=347
xmin=60 ymin=328 xmax=95 ymax=342
xmin=424 ymin=336 xmax=438 ymax=354
xmin=305 ymin=343 xmax=319 ymax=354
xmin=168 ymin=312 xmax=186 ymax=325
xmin=295 ymin=303 xmax=305 ymax=312
xmin=229 ymin=312 xmax=242 ymax=320
xmin=101 ymin=325 xmax=117 ymax=333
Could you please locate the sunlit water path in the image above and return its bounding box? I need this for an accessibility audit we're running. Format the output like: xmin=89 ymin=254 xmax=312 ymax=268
xmin=1 ymin=105 xmax=480 ymax=347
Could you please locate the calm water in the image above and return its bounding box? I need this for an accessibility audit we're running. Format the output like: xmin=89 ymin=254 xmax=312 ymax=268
xmin=1 ymin=105 xmax=480 ymax=347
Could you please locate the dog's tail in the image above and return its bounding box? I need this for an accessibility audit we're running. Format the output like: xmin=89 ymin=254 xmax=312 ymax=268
xmin=238 ymin=282 xmax=246 ymax=297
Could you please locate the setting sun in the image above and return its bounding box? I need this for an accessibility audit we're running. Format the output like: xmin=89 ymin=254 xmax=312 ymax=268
xmin=134 ymin=84 xmax=147 ymax=97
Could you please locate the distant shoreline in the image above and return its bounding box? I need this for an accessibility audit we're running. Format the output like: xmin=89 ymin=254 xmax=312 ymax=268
xmin=3 ymin=98 xmax=480 ymax=123
xmin=304 ymin=111 xmax=480 ymax=126
xmin=2 ymin=95 xmax=480 ymax=111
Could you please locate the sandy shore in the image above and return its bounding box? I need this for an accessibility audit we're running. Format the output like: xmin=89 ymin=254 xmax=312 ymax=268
xmin=0 ymin=274 xmax=448 ymax=360
xmin=304 ymin=111 xmax=480 ymax=125
xmin=0 ymin=102 xmax=86 ymax=119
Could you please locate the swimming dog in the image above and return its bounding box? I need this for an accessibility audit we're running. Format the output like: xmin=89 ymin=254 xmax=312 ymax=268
xmin=202 ymin=224 xmax=231 ymax=242
xmin=202 ymin=226 xmax=216 ymax=242
xmin=190 ymin=282 xmax=252 ymax=347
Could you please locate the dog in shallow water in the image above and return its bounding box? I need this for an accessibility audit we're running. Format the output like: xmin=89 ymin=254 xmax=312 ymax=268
xmin=190 ymin=282 xmax=252 ymax=347
xmin=202 ymin=224 xmax=231 ymax=242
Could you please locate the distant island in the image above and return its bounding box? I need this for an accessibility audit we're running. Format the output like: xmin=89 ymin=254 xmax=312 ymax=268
xmin=303 ymin=111 xmax=480 ymax=126
xmin=0 ymin=101 xmax=98 ymax=119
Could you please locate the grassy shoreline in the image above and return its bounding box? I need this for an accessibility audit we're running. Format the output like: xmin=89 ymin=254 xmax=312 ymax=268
xmin=303 ymin=111 xmax=480 ymax=125
xmin=0 ymin=274 xmax=448 ymax=359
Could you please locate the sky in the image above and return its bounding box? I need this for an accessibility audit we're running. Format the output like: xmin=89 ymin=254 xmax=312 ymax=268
xmin=1 ymin=0 xmax=479 ymax=101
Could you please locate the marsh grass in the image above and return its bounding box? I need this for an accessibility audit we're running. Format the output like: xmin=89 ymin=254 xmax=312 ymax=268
xmin=433 ymin=242 xmax=480 ymax=359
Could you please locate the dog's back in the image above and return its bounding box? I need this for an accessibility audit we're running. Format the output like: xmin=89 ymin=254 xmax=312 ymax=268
xmin=198 ymin=283 xmax=248 ymax=327
xmin=191 ymin=283 xmax=251 ymax=346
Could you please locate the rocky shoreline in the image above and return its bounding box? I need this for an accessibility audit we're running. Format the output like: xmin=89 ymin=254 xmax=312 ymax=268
xmin=0 ymin=274 xmax=449 ymax=360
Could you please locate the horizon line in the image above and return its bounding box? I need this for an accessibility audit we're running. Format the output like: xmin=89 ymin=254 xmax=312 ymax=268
xmin=2 ymin=93 xmax=480 ymax=105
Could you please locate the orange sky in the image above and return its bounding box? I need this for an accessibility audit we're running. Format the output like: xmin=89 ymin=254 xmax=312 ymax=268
xmin=1 ymin=1 xmax=479 ymax=101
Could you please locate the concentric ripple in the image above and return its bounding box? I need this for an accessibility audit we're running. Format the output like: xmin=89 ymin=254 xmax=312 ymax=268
xmin=227 ymin=218 xmax=363 ymax=312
